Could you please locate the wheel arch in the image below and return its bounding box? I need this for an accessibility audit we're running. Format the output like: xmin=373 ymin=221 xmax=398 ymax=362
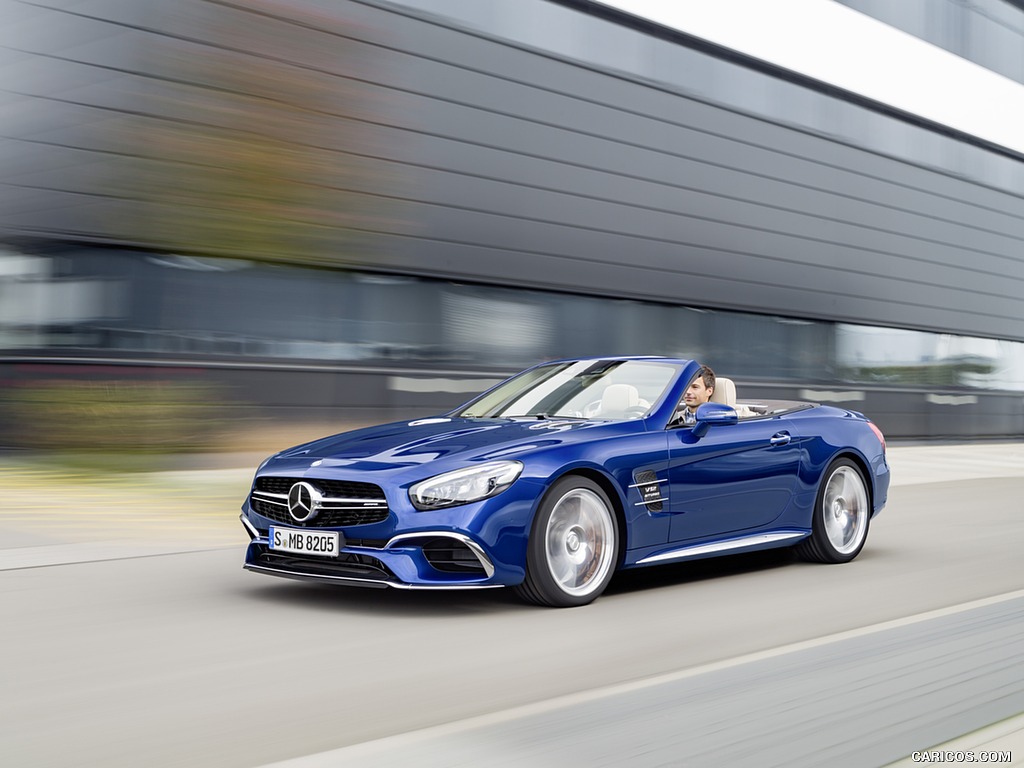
xmin=828 ymin=450 xmax=874 ymax=512
xmin=795 ymin=450 xmax=873 ymax=564
xmin=553 ymin=467 xmax=628 ymax=567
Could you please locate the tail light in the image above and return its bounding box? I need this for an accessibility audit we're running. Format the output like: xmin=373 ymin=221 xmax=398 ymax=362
xmin=868 ymin=421 xmax=886 ymax=452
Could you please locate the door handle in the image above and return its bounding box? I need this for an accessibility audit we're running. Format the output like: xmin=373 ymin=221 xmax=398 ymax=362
xmin=769 ymin=432 xmax=791 ymax=446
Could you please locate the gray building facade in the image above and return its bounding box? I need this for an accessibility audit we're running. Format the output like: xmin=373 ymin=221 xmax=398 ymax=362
xmin=2 ymin=0 xmax=1024 ymax=438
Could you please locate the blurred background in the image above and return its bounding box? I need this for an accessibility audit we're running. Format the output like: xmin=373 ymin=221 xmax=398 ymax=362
xmin=3 ymin=0 xmax=1024 ymax=459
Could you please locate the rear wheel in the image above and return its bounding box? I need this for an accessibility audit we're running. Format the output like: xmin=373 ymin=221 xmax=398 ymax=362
xmin=796 ymin=458 xmax=870 ymax=564
xmin=515 ymin=476 xmax=618 ymax=607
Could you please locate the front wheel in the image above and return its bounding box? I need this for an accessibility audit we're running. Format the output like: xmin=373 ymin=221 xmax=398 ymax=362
xmin=796 ymin=458 xmax=870 ymax=564
xmin=515 ymin=476 xmax=619 ymax=607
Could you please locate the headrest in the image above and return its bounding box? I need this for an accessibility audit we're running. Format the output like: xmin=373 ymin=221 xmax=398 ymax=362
xmin=710 ymin=377 xmax=736 ymax=407
xmin=601 ymin=383 xmax=640 ymax=415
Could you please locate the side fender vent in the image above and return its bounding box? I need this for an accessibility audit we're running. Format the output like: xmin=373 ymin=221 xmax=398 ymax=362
xmin=631 ymin=470 xmax=665 ymax=512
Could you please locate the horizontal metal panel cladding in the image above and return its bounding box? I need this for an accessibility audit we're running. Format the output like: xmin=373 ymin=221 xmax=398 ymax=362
xmin=2 ymin=0 xmax=1023 ymax=342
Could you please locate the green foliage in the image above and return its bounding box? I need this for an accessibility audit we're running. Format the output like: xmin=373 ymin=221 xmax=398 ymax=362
xmin=839 ymin=360 xmax=995 ymax=386
xmin=4 ymin=379 xmax=227 ymax=455
xmin=114 ymin=0 xmax=390 ymax=266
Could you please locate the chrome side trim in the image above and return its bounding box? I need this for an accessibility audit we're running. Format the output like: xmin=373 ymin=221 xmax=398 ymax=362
xmin=636 ymin=532 xmax=808 ymax=565
xmin=239 ymin=514 xmax=259 ymax=540
xmin=634 ymin=497 xmax=668 ymax=507
xmin=386 ymin=531 xmax=496 ymax=579
xmin=243 ymin=564 xmax=503 ymax=590
xmin=628 ymin=479 xmax=666 ymax=489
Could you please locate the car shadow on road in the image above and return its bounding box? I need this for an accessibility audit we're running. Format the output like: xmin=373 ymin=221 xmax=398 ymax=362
xmin=605 ymin=547 xmax=799 ymax=596
xmin=236 ymin=548 xmax=802 ymax=615
xmin=236 ymin=578 xmax=529 ymax=617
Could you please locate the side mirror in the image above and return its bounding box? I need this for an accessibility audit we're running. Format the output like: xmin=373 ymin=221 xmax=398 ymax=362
xmin=691 ymin=402 xmax=738 ymax=437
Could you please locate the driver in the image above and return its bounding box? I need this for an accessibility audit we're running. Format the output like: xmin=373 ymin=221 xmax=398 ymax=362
xmin=677 ymin=365 xmax=716 ymax=425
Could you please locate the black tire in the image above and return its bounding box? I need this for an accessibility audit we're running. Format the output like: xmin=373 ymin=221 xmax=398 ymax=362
xmin=795 ymin=458 xmax=871 ymax=564
xmin=514 ymin=476 xmax=619 ymax=607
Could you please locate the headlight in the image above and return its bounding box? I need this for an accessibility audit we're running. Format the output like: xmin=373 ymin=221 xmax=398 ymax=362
xmin=409 ymin=460 xmax=523 ymax=511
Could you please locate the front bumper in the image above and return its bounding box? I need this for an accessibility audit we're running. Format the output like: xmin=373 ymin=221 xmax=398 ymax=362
xmin=240 ymin=470 xmax=549 ymax=588
xmin=241 ymin=515 xmax=512 ymax=590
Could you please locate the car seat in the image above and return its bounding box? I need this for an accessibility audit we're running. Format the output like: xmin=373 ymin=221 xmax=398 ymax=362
xmin=710 ymin=377 xmax=737 ymax=407
xmin=600 ymin=383 xmax=640 ymax=417
xmin=710 ymin=377 xmax=756 ymax=418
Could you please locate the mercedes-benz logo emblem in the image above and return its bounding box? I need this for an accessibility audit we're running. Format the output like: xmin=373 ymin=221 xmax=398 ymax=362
xmin=287 ymin=481 xmax=320 ymax=522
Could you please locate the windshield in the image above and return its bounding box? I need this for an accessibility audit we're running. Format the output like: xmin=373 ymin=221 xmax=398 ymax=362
xmin=456 ymin=360 xmax=680 ymax=420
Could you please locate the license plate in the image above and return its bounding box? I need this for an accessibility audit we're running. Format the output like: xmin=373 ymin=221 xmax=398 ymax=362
xmin=269 ymin=527 xmax=340 ymax=557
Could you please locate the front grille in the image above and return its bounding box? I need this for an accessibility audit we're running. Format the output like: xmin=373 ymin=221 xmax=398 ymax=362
xmin=255 ymin=476 xmax=385 ymax=500
xmin=250 ymin=497 xmax=390 ymax=527
xmin=250 ymin=476 xmax=390 ymax=528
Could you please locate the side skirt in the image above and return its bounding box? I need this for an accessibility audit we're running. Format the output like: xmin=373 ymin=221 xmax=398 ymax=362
xmin=631 ymin=530 xmax=809 ymax=567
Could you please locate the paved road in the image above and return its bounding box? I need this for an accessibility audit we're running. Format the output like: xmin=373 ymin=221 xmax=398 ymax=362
xmin=1 ymin=443 xmax=1022 ymax=767
xmin=261 ymin=592 xmax=1024 ymax=768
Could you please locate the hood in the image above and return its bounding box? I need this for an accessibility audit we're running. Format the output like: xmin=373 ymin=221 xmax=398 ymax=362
xmin=267 ymin=416 xmax=615 ymax=472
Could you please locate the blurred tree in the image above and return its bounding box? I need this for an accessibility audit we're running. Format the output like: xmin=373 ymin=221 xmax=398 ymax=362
xmin=121 ymin=0 xmax=391 ymax=265
xmin=3 ymin=378 xmax=227 ymax=454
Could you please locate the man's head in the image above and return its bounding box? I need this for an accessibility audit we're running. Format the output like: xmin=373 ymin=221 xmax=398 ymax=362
xmin=683 ymin=365 xmax=716 ymax=411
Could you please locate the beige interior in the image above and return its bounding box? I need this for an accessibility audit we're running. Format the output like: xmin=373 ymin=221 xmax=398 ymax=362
xmin=600 ymin=383 xmax=640 ymax=417
xmin=710 ymin=377 xmax=737 ymax=407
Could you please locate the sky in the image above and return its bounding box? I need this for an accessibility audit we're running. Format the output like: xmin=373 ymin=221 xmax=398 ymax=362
xmin=596 ymin=0 xmax=1024 ymax=156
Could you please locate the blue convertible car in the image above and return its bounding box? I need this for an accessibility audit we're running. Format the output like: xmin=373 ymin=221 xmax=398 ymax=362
xmin=241 ymin=357 xmax=889 ymax=607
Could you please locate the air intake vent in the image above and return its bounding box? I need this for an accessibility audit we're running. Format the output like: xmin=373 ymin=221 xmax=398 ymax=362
xmin=632 ymin=470 xmax=665 ymax=512
xmin=421 ymin=537 xmax=487 ymax=574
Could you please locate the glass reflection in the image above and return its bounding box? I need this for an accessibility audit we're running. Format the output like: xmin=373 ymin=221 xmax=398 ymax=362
xmin=837 ymin=324 xmax=1024 ymax=390
xmin=3 ymin=246 xmax=1022 ymax=391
